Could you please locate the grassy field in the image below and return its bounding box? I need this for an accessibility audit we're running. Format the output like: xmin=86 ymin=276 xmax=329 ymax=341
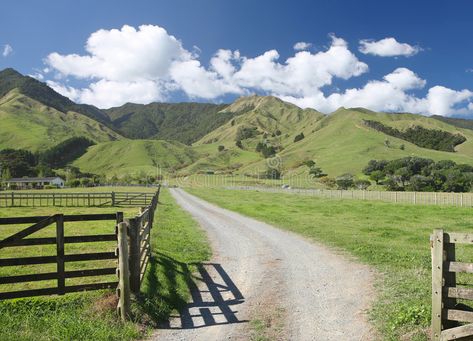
xmin=73 ymin=140 xmax=198 ymax=177
xmin=187 ymin=187 xmax=473 ymax=340
xmin=0 ymin=187 xmax=210 ymax=340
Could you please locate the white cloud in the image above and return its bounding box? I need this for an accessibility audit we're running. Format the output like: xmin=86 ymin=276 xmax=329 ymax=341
xmin=43 ymin=26 xmax=472 ymax=116
xmin=293 ymin=42 xmax=311 ymax=51
xmin=359 ymin=37 xmax=421 ymax=57
xmin=2 ymin=44 xmax=12 ymax=57
xmin=467 ymin=68 xmax=473 ymax=73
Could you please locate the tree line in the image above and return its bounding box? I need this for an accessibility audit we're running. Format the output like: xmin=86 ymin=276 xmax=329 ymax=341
xmin=363 ymin=119 xmax=466 ymax=152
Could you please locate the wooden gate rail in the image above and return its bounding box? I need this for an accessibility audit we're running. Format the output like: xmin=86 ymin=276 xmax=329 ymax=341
xmin=431 ymin=229 xmax=473 ymax=340
xmin=116 ymin=186 xmax=159 ymax=320
xmin=0 ymin=191 xmax=156 ymax=208
xmin=0 ymin=186 xmax=160 ymax=322
xmin=0 ymin=213 xmax=123 ymax=300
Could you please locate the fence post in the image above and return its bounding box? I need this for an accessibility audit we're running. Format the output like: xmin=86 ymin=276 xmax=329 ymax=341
xmin=111 ymin=192 xmax=116 ymax=207
xmin=431 ymin=229 xmax=444 ymax=341
xmin=11 ymin=192 xmax=14 ymax=207
xmin=117 ymin=221 xmax=131 ymax=321
xmin=127 ymin=217 xmax=141 ymax=295
xmin=56 ymin=214 xmax=65 ymax=295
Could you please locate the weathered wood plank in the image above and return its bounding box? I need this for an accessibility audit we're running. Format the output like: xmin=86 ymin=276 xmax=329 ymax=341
xmin=446 ymin=309 xmax=473 ymax=323
xmin=445 ymin=287 xmax=473 ymax=301
xmin=446 ymin=262 xmax=473 ymax=273
xmin=445 ymin=233 xmax=473 ymax=244
xmin=432 ymin=230 xmax=444 ymax=340
xmin=441 ymin=323 xmax=473 ymax=340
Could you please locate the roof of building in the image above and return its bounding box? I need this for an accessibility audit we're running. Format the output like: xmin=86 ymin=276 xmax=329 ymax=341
xmin=5 ymin=177 xmax=64 ymax=183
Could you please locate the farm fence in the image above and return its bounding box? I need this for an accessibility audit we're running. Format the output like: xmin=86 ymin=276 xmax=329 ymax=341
xmin=0 ymin=186 xmax=160 ymax=321
xmin=431 ymin=229 xmax=473 ymax=340
xmin=0 ymin=191 xmax=155 ymax=207
xmin=227 ymin=186 xmax=473 ymax=207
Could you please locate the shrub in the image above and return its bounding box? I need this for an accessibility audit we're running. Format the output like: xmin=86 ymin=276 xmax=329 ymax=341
xmin=293 ymin=132 xmax=305 ymax=142
xmin=336 ymin=173 xmax=354 ymax=190
xmin=218 ymin=145 xmax=225 ymax=152
xmin=236 ymin=126 xmax=258 ymax=141
xmin=263 ymin=168 xmax=281 ymax=180
xmin=235 ymin=140 xmax=243 ymax=149
xmin=319 ymin=176 xmax=336 ymax=189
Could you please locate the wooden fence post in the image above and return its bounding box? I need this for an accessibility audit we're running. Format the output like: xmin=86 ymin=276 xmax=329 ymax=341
xmin=431 ymin=229 xmax=444 ymax=340
xmin=111 ymin=192 xmax=116 ymax=207
xmin=127 ymin=217 xmax=141 ymax=295
xmin=11 ymin=192 xmax=14 ymax=207
xmin=117 ymin=221 xmax=131 ymax=321
xmin=56 ymin=214 xmax=65 ymax=295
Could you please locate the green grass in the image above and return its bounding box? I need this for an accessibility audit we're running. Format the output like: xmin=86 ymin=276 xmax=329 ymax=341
xmin=187 ymin=187 xmax=473 ymax=340
xmin=0 ymin=187 xmax=211 ymax=340
xmin=73 ymin=139 xmax=198 ymax=177
xmin=0 ymin=89 xmax=121 ymax=151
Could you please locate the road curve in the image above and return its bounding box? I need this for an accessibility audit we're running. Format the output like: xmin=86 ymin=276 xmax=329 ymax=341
xmin=154 ymin=188 xmax=375 ymax=341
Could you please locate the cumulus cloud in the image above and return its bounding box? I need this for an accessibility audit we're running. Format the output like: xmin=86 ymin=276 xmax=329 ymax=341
xmin=293 ymin=42 xmax=311 ymax=51
xmin=43 ymin=25 xmax=472 ymax=116
xmin=2 ymin=44 xmax=12 ymax=57
xmin=359 ymin=37 xmax=421 ymax=57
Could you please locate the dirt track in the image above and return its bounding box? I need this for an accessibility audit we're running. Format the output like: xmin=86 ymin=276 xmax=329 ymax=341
xmin=154 ymin=188 xmax=375 ymax=341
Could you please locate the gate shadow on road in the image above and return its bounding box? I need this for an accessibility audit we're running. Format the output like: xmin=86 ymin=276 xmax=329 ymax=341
xmin=156 ymin=256 xmax=248 ymax=329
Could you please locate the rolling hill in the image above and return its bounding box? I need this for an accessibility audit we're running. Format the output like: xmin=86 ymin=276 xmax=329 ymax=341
xmin=104 ymin=102 xmax=231 ymax=144
xmin=73 ymin=139 xmax=198 ymax=177
xmin=3 ymin=67 xmax=473 ymax=179
xmin=0 ymin=89 xmax=121 ymax=151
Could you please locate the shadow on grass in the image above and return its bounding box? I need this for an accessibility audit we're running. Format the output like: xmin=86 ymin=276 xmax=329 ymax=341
xmin=138 ymin=252 xmax=247 ymax=329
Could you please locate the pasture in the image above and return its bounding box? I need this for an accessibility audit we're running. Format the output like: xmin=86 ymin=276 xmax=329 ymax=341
xmin=0 ymin=188 xmax=210 ymax=340
xmin=188 ymin=187 xmax=473 ymax=340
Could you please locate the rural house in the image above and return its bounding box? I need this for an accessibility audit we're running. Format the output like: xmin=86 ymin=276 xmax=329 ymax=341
xmin=4 ymin=177 xmax=65 ymax=189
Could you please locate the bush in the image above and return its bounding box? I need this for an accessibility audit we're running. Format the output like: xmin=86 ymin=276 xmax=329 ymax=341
xmin=293 ymin=132 xmax=305 ymax=142
xmin=263 ymin=168 xmax=281 ymax=180
xmin=235 ymin=140 xmax=243 ymax=149
xmin=319 ymin=176 xmax=336 ymax=189
xmin=336 ymin=173 xmax=354 ymax=190
xmin=66 ymin=179 xmax=80 ymax=188
xmin=218 ymin=145 xmax=225 ymax=152
xmin=236 ymin=126 xmax=258 ymax=141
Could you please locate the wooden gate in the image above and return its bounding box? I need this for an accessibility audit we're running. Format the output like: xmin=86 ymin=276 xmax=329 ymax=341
xmin=0 ymin=213 xmax=122 ymax=299
xmin=431 ymin=229 xmax=473 ymax=340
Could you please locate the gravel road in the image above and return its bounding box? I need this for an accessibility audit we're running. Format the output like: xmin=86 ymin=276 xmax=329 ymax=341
xmin=154 ymin=188 xmax=375 ymax=341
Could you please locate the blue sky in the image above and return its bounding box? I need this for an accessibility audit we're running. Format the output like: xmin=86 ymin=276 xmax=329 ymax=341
xmin=0 ymin=0 xmax=472 ymax=115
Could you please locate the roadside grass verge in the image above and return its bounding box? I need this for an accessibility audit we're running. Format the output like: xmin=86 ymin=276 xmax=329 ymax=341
xmin=187 ymin=187 xmax=473 ymax=340
xmin=0 ymin=187 xmax=211 ymax=340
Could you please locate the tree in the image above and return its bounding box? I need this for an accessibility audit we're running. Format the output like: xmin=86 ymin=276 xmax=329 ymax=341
xmin=263 ymin=167 xmax=281 ymax=180
xmin=400 ymin=144 xmax=405 ymax=150
xmin=236 ymin=126 xmax=258 ymax=141
xmin=354 ymin=179 xmax=371 ymax=190
xmin=294 ymin=132 xmax=305 ymax=142
xmin=235 ymin=140 xmax=243 ymax=149
xmin=369 ymin=170 xmax=385 ymax=185
xmin=309 ymin=166 xmax=326 ymax=178
xmin=303 ymin=160 xmax=316 ymax=168
xmin=336 ymin=173 xmax=354 ymax=190
xmin=218 ymin=145 xmax=225 ymax=152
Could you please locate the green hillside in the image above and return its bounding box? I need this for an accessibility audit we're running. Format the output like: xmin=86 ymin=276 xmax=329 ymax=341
xmin=0 ymin=68 xmax=110 ymax=124
xmin=104 ymin=102 xmax=230 ymax=144
xmin=240 ymin=107 xmax=473 ymax=177
xmin=0 ymin=89 xmax=121 ymax=151
xmin=73 ymin=139 xmax=199 ymax=177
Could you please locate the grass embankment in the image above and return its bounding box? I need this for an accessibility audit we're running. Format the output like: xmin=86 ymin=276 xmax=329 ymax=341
xmin=0 ymin=188 xmax=210 ymax=340
xmin=187 ymin=187 xmax=473 ymax=340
